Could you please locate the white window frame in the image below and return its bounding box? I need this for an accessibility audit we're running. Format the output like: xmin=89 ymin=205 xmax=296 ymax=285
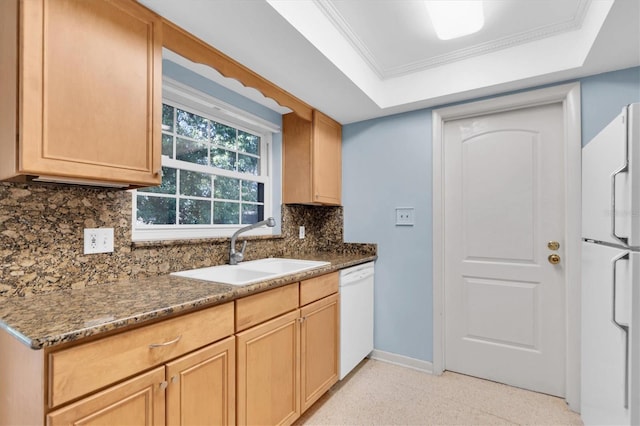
xmin=131 ymin=78 xmax=280 ymax=242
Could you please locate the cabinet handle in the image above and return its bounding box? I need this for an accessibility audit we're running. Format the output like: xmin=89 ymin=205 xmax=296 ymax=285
xmin=155 ymin=168 xmax=163 ymax=177
xmin=611 ymin=158 xmax=629 ymax=245
xmin=159 ymin=381 xmax=168 ymax=390
xmin=297 ymin=317 xmax=306 ymax=323
xmin=612 ymin=252 xmax=630 ymax=409
xmin=171 ymin=375 xmax=179 ymax=384
xmin=149 ymin=335 xmax=181 ymax=349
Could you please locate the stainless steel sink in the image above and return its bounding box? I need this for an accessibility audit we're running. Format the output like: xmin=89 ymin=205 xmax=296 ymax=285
xmin=171 ymin=258 xmax=330 ymax=286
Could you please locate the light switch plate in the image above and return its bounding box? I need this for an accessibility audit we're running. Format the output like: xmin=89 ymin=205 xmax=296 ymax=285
xmin=395 ymin=207 xmax=415 ymax=226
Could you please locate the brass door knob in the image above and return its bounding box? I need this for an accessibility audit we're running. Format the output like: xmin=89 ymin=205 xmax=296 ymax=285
xmin=547 ymin=241 xmax=560 ymax=250
xmin=548 ymin=254 xmax=561 ymax=265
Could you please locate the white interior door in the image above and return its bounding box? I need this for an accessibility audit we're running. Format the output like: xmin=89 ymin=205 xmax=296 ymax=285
xmin=443 ymin=102 xmax=566 ymax=396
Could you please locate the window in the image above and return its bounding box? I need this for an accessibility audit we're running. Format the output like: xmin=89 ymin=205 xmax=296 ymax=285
xmin=132 ymin=79 xmax=277 ymax=241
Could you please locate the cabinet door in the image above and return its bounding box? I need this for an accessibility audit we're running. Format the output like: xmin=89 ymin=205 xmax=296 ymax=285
xmin=166 ymin=336 xmax=236 ymax=426
xmin=20 ymin=0 xmax=161 ymax=187
xmin=312 ymin=110 xmax=341 ymax=205
xmin=47 ymin=367 xmax=165 ymax=426
xmin=236 ymin=310 xmax=300 ymax=426
xmin=300 ymin=293 xmax=340 ymax=412
xmin=282 ymin=113 xmax=313 ymax=204
xmin=282 ymin=110 xmax=341 ymax=205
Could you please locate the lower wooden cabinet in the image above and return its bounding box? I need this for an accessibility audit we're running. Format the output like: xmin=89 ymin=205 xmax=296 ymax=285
xmin=47 ymin=337 xmax=236 ymax=426
xmin=300 ymin=293 xmax=340 ymax=412
xmin=166 ymin=336 xmax=236 ymax=426
xmin=47 ymin=366 xmax=166 ymax=426
xmin=48 ymin=303 xmax=234 ymax=409
xmin=236 ymin=310 xmax=301 ymax=426
xmin=236 ymin=274 xmax=340 ymax=426
xmin=1 ymin=273 xmax=342 ymax=426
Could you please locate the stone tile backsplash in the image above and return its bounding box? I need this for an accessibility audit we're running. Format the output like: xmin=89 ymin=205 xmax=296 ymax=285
xmin=0 ymin=182 xmax=361 ymax=299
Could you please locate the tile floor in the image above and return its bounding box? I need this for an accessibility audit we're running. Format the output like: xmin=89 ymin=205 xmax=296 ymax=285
xmin=295 ymin=359 xmax=583 ymax=425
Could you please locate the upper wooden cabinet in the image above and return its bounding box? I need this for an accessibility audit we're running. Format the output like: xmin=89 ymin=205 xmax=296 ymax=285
xmin=283 ymin=110 xmax=342 ymax=205
xmin=0 ymin=0 xmax=162 ymax=188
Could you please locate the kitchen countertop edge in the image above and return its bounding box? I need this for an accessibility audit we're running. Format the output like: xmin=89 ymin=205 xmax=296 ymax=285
xmin=0 ymin=252 xmax=376 ymax=350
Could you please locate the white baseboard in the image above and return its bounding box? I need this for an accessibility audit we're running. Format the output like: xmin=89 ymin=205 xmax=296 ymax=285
xmin=368 ymin=349 xmax=434 ymax=374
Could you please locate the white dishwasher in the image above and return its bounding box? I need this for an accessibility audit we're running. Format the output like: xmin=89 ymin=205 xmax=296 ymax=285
xmin=339 ymin=261 xmax=375 ymax=379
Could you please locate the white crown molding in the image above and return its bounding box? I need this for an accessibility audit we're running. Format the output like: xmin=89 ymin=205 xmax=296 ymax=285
xmin=312 ymin=0 xmax=386 ymax=79
xmin=315 ymin=0 xmax=591 ymax=80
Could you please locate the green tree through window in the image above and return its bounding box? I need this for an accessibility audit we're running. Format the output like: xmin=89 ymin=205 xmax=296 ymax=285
xmin=135 ymin=101 xmax=269 ymax=233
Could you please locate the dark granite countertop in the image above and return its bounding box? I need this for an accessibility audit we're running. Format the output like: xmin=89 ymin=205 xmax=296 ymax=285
xmin=0 ymin=251 xmax=376 ymax=350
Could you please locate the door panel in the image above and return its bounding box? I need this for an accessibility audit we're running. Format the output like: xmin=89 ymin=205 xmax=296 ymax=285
xmin=464 ymin=277 xmax=538 ymax=349
xmin=444 ymin=103 xmax=566 ymax=396
xmin=463 ymin=130 xmax=537 ymax=262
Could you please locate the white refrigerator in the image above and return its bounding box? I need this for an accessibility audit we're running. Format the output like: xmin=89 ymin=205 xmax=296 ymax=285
xmin=582 ymin=103 xmax=639 ymax=425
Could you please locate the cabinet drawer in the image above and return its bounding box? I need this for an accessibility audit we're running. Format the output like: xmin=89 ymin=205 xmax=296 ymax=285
xmin=300 ymin=272 xmax=338 ymax=306
xmin=235 ymin=283 xmax=299 ymax=332
xmin=48 ymin=302 xmax=234 ymax=408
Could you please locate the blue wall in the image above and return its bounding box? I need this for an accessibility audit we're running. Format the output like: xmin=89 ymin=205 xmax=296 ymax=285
xmin=343 ymin=66 xmax=640 ymax=363
xmin=581 ymin=67 xmax=640 ymax=145
xmin=343 ymin=110 xmax=433 ymax=361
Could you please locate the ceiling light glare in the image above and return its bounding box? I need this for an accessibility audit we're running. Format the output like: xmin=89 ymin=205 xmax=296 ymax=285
xmin=425 ymin=0 xmax=485 ymax=40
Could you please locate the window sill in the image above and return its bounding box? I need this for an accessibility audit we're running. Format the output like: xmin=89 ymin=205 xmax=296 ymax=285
xmin=130 ymin=233 xmax=284 ymax=249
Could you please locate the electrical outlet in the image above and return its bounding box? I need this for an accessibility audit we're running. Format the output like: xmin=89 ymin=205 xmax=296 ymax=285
xmin=395 ymin=207 xmax=415 ymax=226
xmin=84 ymin=228 xmax=114 ymax=254
xmin=299 ymin=226 xmax=305 ymax=239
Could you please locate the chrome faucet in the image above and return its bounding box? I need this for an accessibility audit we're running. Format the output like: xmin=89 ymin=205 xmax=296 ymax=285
xmin=229 ymin=217 xmax=276 ymax=265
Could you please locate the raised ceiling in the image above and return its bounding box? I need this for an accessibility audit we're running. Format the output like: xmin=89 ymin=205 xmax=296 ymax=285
xmin=313 ymin=0 xmax=590 ymax=79
xmin=139 ymin=0 xmax=640 ymax=124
